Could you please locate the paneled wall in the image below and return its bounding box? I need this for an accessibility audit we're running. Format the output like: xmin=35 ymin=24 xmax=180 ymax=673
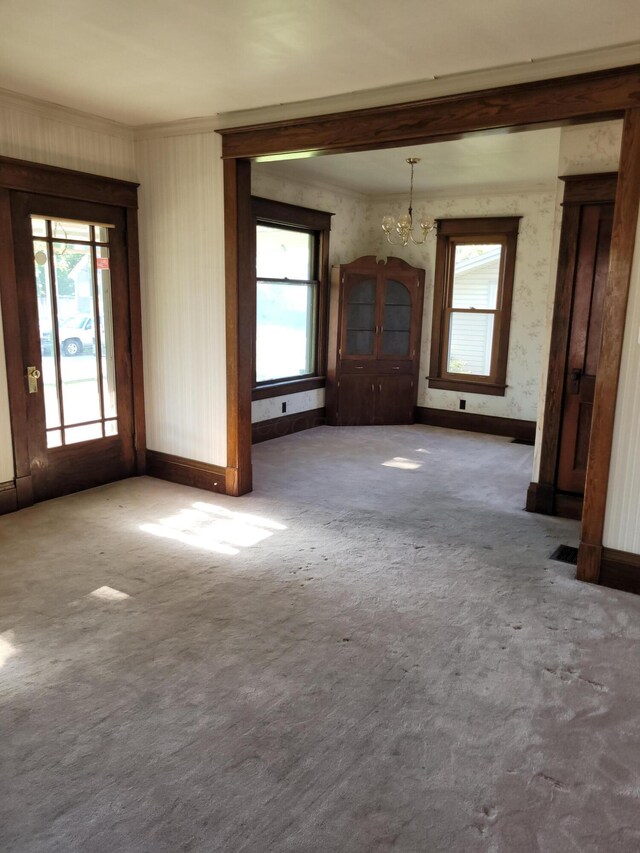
xmin=604 ymin=213 xmax=640 ymax=554
xmin=135 ymin=132 xmax=227 ymax=465
xmin=0 ymin=94 xmax=136 ymax=482
xmin=251 ymin=168 xmax=370 ymax=423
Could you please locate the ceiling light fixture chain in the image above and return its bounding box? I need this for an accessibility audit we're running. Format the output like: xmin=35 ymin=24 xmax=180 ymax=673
xmin=382 ymin=157 xmax=436 ymax=247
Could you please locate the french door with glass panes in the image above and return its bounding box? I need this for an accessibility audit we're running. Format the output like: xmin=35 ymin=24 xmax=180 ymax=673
xmin=11 ymin=192 xmax=136 ymax=501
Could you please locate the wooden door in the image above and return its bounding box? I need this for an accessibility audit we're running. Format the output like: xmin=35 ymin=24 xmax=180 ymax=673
xmin=556 ymin=202 xmax=613 ymax=494
xmin=11 ymin=192 xmax=136 ymax=502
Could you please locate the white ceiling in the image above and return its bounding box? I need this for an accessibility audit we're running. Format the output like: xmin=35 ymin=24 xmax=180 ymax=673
xmin=255 ymin=128 xmax=565 ymax=196
xmin=1 ymin=0 xmax=639 ymax=125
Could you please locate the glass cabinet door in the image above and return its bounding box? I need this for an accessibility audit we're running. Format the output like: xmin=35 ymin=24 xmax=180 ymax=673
xmin=344 ymin=277 xmax=376 ymax=356
xmin=381 ymin=279 xmax=411 ymax=356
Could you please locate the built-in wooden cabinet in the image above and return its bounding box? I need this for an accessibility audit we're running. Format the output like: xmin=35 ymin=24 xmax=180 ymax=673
xmin=326 ymin=256 xmax=425 ymax=425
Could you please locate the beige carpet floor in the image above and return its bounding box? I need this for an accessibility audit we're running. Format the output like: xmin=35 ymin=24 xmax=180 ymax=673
xmin=1 ymin=424 xmax=640 ymax=852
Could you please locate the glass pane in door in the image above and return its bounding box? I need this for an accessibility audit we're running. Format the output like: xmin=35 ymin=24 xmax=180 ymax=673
xmin=382 ymin=279 xmax=411 ymax=356
xmin=345 ymin=279 xmax=376 ymax=355
xmin=31 ymin=217 xmax=118 ymax=447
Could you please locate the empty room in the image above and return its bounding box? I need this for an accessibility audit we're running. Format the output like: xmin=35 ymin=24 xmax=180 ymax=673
xmin=1 ymin=3 xmax=640 ymax=851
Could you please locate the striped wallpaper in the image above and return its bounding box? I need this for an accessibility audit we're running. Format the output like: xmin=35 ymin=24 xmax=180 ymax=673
xmin=604 ymin=214 xmax=640 ymax=553
xmin=135 ymin=132 xmax=227 ymax=466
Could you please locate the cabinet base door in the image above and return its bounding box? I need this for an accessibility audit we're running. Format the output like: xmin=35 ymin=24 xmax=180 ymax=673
xmin=336 ymin=375 xmax=376 ymax=425
xmin=375 ymin=376 xmax=415 ymax=425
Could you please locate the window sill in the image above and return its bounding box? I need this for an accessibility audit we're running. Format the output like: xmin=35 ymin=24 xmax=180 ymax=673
xmin=427 ymin=376 xmax=507 ymax=397
xmin=252 ymin=376 xmax=326 ymax=401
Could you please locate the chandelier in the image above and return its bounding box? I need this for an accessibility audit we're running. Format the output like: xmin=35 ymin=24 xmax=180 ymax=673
xmin=381 ymin=157 xmax=436 ymax=247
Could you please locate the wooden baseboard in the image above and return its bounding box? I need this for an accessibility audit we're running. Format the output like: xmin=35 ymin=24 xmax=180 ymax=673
xmin=526 ymin=481 xmax=555 ymax=514
xmin=146 ymin=450 xmax=228 ymax=495
xmin=0 ymin=480 xmax=17 ymax=516
xmin=554 ymin=492 xmax=583 ymax=520
xmin=252 ymin=407 xmax=326 ymax=444
xmin=577 ymin=541 xmax=602 ymax=584
xmin=415 ymin=407 xmax=536 ymax=442
xmin=599 ymin=547 xmax=640 ymax=596
xmin=526 ymin=481 xmax=583 ymax=519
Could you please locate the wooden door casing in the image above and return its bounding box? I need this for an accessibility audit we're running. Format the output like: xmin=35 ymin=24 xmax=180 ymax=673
xmin=11 ymin=192 xmax=137 ymax=502
xmin=556 ymin=202 xmax=613 ymax=495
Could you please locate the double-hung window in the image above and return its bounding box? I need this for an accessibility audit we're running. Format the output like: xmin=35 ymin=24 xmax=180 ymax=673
xmin=428 ymin=217 xmax=520 ymax=396
xmin=253 ymin=198 xmax=331 ymax=397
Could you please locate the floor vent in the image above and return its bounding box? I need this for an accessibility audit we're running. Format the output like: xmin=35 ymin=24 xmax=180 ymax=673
xmin=550 ymin=544 xmax=579 ymax=565
xmin=512 ymin=437 xmax=535 ymax=446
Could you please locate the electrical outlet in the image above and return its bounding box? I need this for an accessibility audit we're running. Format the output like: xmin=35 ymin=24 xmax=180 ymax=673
xmin=459 ymin=399 xmax=466 ymax=410
xmin=282 ymin=402 xmax=287 ymax=413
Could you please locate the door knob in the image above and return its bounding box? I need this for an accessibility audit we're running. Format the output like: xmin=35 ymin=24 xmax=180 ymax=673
xmin=27 ymin=366 xmax=41 ymax=394
xmin=568 ymin=367 xmax=582 ymax=394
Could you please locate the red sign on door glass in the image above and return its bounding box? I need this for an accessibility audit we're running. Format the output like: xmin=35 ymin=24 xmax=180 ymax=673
xmin=96 ymin=257 xmax=110 ymax=270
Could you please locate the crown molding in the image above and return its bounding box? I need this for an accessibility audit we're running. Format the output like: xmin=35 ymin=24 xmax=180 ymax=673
xmin=0 ymin=87 xmax=133 ymax=140
xmin=215 ymin=42 xmax=640 ymax=131
xmin=132 ymin=42 xmax=640 ymax=141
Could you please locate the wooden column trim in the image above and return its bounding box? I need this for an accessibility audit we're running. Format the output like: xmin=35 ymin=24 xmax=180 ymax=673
xmin=577 ymin=108 xmax=640 ymax=584
xmin=218 ymin=65 xmax=638 ymax=160
xmin=223 ymin=158 xmax=253 ymax=496
xmin=0 ymin=188 xmax=32 ymax=504
xmin=126 ymin=207 xmax=147 ymax=474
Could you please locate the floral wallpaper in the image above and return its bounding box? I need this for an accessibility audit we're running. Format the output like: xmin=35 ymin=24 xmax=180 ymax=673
xmin=368 ymin=191 xmax=558 ymax=421
xmin=252 ymin=168 xmax=370 ymax=267
xmin=558 ymin=120 xmax=622 ymax=175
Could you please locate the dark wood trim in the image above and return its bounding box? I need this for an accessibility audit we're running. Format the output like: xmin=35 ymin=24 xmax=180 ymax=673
xmin=146 ymin=450 xmax=227 ymax=494
xmin=218 ymin=65 xmax=638 ymax=160
xmin=252 ymin=196 xmax=333 ymax=230
xmin=526 ymin=481 xmax=555 ymax=515
xmin=252 ymin=195 xmax=332 ymax=389
xmin=600 ymin=547 xmax=640 ymax=595
xmin=578 ymin=108 xmax=640 ymax=584
xmin=554 ymin=492 xmax=583 ymax=521
xmin=526 ymin=481 xmax=583 ymax=519
xmin=222 ymin=65 xmax=640 ymax=570
xmin=538 ymin=204 xmax=582 ymax=489
xmin=15 ymin=475 xmax=33 ymax=508
xmin=578 ymin=541 xmax=602 ymax=585
xmin=537 ymin=172 xmax=618 ymax=508
xmin=0 ymin=480 xmax=17 ymax=515
xmin=560 ymin=173 xmax=618 ymax=205
xmin=0 ymin=156 xmax=139 ymax=208
xmin=126 ymin=207 xmax=146 ymax=474
xmin=252 ymin=407 xmax=326 ymax=444
xmin=224 ymin=158 xmax=253 ymax=496
xmin=415 ymin=406 xmax=535 ymax=441
xmin=426 ymin=377 xmax=507 ymax=396
xmin=252 ymin=376 xmax=326 ymax=401
xmin=436 ymin=217 xmax=522 ymax=236
xmin=428 ymin=216 xmax=520 ymax=397
xmin=0 ymin=166 xmax=145 ymax=504
xmin=0 ymin=188 xmax=31 ymax=495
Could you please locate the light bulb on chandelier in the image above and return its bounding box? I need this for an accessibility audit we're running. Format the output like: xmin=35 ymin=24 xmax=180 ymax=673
xmin=381 ymin=158 xmax=436 ymax=247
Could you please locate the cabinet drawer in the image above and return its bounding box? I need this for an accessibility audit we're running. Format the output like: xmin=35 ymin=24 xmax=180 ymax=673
xmin=341 ymin=360 xmax=412 ymax=375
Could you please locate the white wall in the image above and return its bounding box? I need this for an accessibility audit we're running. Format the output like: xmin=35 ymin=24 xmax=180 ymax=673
xmin=251 ymin=167 xmax=370 ymax=423
xmin=135 ymin=132 xmax=227 ymax=465
xmin=368 ymin=188 xmax=558 ymax=422
xmin=604 ymin=212 xmax=640 ymax=554
xmin=0 ymin=93 xmax=136 ymax=482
